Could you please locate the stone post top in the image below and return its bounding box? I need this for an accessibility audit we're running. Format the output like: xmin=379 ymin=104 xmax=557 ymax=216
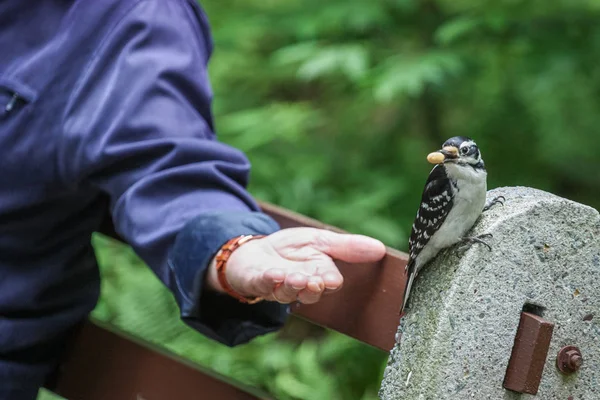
xmin=379 ymin=186 xmax=600 ymax=400
xmin=485 ymin=185 xmax=599 ymax=219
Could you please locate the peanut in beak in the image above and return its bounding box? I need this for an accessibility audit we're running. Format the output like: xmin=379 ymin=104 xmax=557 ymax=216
xmin=427 ymin=152 xmax=445 ymax=164
xmin=427 ymin=146 xmax=459 ymax=165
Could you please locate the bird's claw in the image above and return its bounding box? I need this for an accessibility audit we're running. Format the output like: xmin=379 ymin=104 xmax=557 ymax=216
xmin=483 ymin=195 xmax=505 ymax=212
xmin=458 ymin=233 xmax=493 ymax=252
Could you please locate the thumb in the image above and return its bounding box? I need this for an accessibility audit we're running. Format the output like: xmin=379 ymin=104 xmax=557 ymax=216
xmin=312 ymin=230 xmax=386 ymax=263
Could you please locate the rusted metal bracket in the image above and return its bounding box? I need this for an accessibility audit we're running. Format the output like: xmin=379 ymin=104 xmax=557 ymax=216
xmin=503 ymin=311 xmax=555 ymax=395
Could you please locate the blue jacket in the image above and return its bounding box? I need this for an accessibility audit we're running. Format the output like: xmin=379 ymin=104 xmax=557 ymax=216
xmin=0 ymin=0 xmax=288 ymax=394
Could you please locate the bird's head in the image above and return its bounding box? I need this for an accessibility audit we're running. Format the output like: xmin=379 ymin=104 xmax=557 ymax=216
xmin=427 ymin=136 xmax=484 ymax=168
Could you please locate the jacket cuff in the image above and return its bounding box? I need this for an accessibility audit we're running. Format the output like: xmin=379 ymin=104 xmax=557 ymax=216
xmin=167 ymin=211 xmax=290 ymax=347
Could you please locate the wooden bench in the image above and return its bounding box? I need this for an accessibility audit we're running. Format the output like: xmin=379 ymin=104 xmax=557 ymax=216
xmin=45 ymin=202 xmax=409 ymax=399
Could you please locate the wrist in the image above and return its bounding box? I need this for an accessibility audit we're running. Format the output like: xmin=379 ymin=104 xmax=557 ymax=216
xmin=206 ymin=256 xmax=225 ymax=294
xmin=206 ymin=234 xmax=265 ymax=304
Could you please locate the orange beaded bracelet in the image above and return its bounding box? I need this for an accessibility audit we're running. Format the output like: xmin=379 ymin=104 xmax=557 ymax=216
xmin=214 ymin=234 xmax=266 ymax=304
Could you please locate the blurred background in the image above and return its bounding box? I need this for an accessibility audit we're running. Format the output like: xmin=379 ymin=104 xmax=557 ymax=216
xmin=41 ymin=0 xmax=600 ymax=399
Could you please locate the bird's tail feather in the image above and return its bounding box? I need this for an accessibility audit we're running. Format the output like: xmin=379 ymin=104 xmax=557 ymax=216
xmin=402 ymin=270 xmax=417 ymax=312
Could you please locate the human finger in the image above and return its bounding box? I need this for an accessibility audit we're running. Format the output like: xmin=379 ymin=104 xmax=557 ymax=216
xmin=296 ymin=276 xmax=325 ymax=304
xmin=272 ymin=272 xmax=307 ymax=303
xmin=312 ymin=230 xmax=386 ymax=263
xmin=321 ymin=269 xmax=343 ymax=291
xmin=249 ymin=268 xmax=285 ymax=296
xmin=297 ymin=257 xmax=343 ymax=291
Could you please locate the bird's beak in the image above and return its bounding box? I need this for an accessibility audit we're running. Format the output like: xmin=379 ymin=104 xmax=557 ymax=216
xmin=427 ymin=146 xmax=459 ymax=164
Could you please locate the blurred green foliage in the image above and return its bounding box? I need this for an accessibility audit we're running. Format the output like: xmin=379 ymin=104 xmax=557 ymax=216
xmin=39 ymin=0 xmax=600 ymax=399
xmin=203 ymin=0 xmax=600 ymax=248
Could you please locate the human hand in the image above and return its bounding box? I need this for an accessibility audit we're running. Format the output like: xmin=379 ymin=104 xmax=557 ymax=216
xmin=206 ymin=227 xmax=386 ymax=304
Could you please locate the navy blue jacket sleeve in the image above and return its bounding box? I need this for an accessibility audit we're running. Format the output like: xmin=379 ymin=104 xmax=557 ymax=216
xmin=59 ymin=0 xmax=289 ymax=346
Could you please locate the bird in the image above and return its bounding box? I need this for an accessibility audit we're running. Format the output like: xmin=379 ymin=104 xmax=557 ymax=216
xmin=401 ymin=136 xmax=504 ymax=313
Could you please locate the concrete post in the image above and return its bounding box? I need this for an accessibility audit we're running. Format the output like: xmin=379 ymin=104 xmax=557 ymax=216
xmin=379 ymin=187 xmax=600 ymax=399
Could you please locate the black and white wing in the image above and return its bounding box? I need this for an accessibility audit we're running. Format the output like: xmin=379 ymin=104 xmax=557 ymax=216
xmin=402 ymin=164 xmax=454 ymax=310
xmin=407 ymin=164 xmax=455 ymax=265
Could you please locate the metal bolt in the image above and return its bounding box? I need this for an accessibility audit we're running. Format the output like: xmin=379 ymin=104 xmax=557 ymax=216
xmin=557 ymin=346 xmax=583 ymax=374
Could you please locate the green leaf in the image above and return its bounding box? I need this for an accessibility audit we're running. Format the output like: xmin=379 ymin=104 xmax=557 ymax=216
xmin=270 ymin=42 xmax=321 ymax=66
xmin=218 ymin=103 xmax=323 ymax=152
xmin=275 ymin=371 xmax=314 ymax=399
xmin=374 ymin=52 xmax=464 ymax=101
xmin=435 ymin=16 xmax=481 ymax=45
xmin=297 ymin=45 xmax=369 ymax=82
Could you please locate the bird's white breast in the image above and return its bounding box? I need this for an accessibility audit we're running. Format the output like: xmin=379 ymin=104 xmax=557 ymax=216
xmin=414 ymin=163 xmax=487 ymax=271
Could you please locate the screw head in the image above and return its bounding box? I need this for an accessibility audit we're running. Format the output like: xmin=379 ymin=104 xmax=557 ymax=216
xmin=557 ymin=346 xmax=583 ymax=374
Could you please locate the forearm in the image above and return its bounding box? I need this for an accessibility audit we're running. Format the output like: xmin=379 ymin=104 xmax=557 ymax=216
xmin=60 ymin=0 xmax=290 ymax=346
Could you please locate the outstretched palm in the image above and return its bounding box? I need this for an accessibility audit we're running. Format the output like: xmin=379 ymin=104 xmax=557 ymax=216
xmin=220 ymin=227 xmax=386 ymax=304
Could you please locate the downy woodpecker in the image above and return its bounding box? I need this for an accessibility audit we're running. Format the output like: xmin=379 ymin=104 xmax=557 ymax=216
xmin=402 ymin=136 xmax=503 ymax=312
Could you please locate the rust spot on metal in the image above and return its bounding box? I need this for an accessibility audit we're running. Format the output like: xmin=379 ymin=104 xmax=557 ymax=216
xmin=556 ymin=346 xmax=583 ymax=374
xmin=503 ymin=312 xmax=555 ymax=395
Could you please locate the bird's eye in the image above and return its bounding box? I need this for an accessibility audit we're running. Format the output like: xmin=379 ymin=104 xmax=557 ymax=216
xmin=461 ymin=147 xmax=469 ymax=155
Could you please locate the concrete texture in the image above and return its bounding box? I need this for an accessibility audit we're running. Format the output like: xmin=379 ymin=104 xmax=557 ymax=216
xmin=379 ymin=186 xmax=600 ymax=399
